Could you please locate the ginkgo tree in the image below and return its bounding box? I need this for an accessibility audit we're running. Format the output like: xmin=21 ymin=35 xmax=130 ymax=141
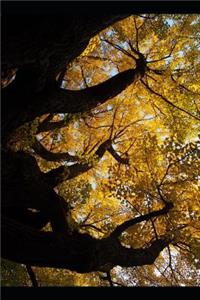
xmin=2 ymin=10 xmax=200 ymax=287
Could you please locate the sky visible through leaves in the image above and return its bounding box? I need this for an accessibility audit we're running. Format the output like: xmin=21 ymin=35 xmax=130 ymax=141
xmin=2 ymin=14 xmax=200 ymax=287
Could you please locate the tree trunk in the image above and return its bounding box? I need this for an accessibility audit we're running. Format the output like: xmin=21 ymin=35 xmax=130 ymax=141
xmin=2 ymin=12 xmax=171 ymax=274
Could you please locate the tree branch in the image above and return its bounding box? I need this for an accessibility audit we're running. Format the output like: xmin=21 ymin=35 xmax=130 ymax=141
xmin=107 ymin=145 xmax=129 ymax=165
xmin=115 ymin=237 xmax=171 ymax=268
xmin=26 ymin=265 xmax=38 ymax=287
xmin=105 ymin=271 xmax=114 ymax=287
xmin=147 ymin=40 xmax=177 ymax=64
xmin=44 ymin=139 xmax=112 ymax=187
xmin=171 ymin=74 xmax=200 ymax=96
xmin=2 ymin=216 xmax=170 ymax=272
xmin=110 ymin=202 xmax=173 ymax=239
xmin=37 ymin=113 xmax=78 ymax=133
xmin=141 ymin=79 xmax=200 ymax=121
xmin=6 ymin=64 xmax=147 ymax=135
xmin=44 ymin=65 xmax=146 ymax=115
xmin=80 ymin=65 xmax=89 ymax=88
xmin=33 ymin=138 xmax=79 ymax=162
xmin=80 ymin=224 xmax=105 ymax=234
xmin=57 ymin=66 xmax=67 ymax=87
xmin=100 ymin=38 xmax=136 ymax=60
xmin=3 ymin=15 xmax=133 ymax=136
xmin=133 ymin=17 xmax=139 ymax=51
xmin=44 ymin=137 xmax=131 ymax=187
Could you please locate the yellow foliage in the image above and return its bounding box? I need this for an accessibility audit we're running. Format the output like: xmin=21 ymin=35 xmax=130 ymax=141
xmin=7 ymin=14 xmax=200 ymax=287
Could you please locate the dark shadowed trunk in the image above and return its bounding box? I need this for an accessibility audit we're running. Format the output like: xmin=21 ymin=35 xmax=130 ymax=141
xmin=2 ymin=216 xmax=170 ymax=273
xmin=2 ymin=10 xmax=171 ymax=274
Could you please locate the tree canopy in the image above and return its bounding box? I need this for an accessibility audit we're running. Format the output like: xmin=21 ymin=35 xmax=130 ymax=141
xmin=1 ymin=10 xmax=200 ymax=287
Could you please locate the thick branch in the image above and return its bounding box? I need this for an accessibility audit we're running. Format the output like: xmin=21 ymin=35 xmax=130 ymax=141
xmin=33 ymin=138 xmax=79 ymax=162
xmin=26 ymin=265 xmax=38 ymax=287
xmin=3 ymin=63 xmax=146 ymax=139
xmin=44 ymin=140 xmax=111 ymax=187
xmin=115 ymin=237 xmax=170 ymax=268
xmin=110 ymin=202 xmax=173 ymax=239
xmin=42 ymin=65 xmax=146 ymax=115
xmin=2 ymin=216 xmax=97 ymax=272
xmin=2 ymin=150 xmax=69 ymax=233
xmin=2 ymin=216 xmax=170 ymax=272
xmin=107 ymin=145 xmax=129 ymax=164
xmin=5 ymin=207 xmax=50 ymax=230
xmin=2 ymin=14 xmax=132 ymax=138
xmin=44 ymin=139 xmax=130 ymax=187
xmin=3 ymin=14 xmax=131 ymax=73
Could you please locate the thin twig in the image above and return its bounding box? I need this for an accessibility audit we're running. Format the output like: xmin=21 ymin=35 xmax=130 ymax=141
xmin=133 ymin=17 xmax=139 ymax=51
xmin=80 ymin=65 xmax=89 ymax=88
xmin=147 ymin=39 xmax=177 ymax=64
xmin=141 ymin=79 xmax=200 ymax=121
xmin=100 ymin=38 xmax=136 ymax=60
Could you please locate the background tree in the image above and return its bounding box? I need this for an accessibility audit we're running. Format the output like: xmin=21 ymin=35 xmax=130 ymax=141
xmin=2 ymin=7 xmax=200 ymax=287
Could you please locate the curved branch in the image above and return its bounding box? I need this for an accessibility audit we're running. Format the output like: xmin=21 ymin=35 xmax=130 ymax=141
xmin=5 ymin=207 xmax=50 ymax=230
xmin=44 ymin=139 xmax=130 ymax=187
xmin=3 ymin=15 xmax=133 ymax=137
xmin=110 ymin=202 xmax=173 ymax=239
xmin=2 ymin=216 xmax=170 ymax=272
xmin=3 ymin=14 xmax=131 ymax=73
xmin=57 ymin=66 xmax=67 ymax=87
xmin=3 ymin=64 xmax=146 ymax=139
xmin=33 ymin=138 xmax=79 ymax=162
xmin=44 ymin=139 xmax=111 ymax=187
xmin=43 ymin=64 xmax=146 ymax=115
xmin=115 ymin=237 xmax=171 ymax=268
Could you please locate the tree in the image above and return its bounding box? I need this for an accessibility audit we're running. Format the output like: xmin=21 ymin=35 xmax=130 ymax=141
xmin=2 ymin=7 xmax=200 ymax=286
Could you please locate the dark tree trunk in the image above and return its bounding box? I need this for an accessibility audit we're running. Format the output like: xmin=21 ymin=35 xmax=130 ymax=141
xmin=2 ymin=11 xmax=171 ymax=273
xmin=2 ymin=62 xmax=145 ymax=143
xmin=2 ymin=14 xmax=131 ymax=140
